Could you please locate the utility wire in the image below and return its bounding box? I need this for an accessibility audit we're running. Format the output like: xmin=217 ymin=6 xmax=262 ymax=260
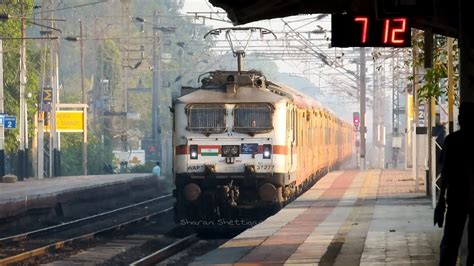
xmin=31 ymin=0 xmax=107 ymax=15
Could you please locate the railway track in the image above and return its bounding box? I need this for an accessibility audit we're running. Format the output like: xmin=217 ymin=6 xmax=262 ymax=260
xmin=42 ymin=229 xmax=230 ymax=265
xmin=0 ymin=194 xmax=174 ymax=265
xmin=129 ymin=234 xmax=199 ymax=266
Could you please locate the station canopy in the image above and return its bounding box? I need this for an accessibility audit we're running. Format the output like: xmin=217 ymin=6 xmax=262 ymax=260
xmin=209 ymin=0 xmax=459 ymax=38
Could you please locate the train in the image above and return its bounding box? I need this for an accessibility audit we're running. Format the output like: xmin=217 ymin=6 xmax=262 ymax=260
xmin=172 ymin=69 xmax=353 ymax=228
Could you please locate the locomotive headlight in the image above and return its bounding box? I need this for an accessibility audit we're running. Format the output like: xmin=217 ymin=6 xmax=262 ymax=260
xmin=263 ymin=144 xmax=272 ymax=159
xmin=190 ymin=145 xmax=198 ymax=159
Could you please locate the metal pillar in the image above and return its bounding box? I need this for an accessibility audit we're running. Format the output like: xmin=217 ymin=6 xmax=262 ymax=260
xmin=18 ymin=17 xmax=27 ymax=180
xmin=359 ymin=47 xmax=366 ymax=170
xmin=378 ymin=61 xmax=386 ymax=168
xmin=37 ymin=0 xmax=52 ymax=179
xmin=447 ymin=38 xmax=455 ymax=134
xmin=52 ymin=38 xmax=60 ymax=177
xmin=392 ymin=57 xmax=400 ymax=134
xmin=121 ymin=2 xmax=130 ymax=160
xmin=459 ymin=0 xmax=474 ymax=103
xmin=425 ymin=29 xmax=434 ymax=196
xmin=79 ymin=19 xmax=87 ymax=175
xmin=392 ymin=57 xmax=401 ymax=168
xmin=405 ymin=49 xmax=413 ymax=170
xmin=372 ymin=56 xmax=378 ymax=167
xmin=412 ymin=38 xmax=420 ymax=192
xmin=237 ymin=50 xmax=244 ymax=73
xmin=372 ymin=54 xmax=385 ymax=169
xmin=152 ymin=10 xmax=161 ymax=163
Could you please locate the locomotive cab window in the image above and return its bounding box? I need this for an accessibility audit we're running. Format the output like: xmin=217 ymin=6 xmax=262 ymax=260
xmin=233 ymin=103 xmax=273 ymax=134
xmin=186 ymin=103 xmax=226 ymax=134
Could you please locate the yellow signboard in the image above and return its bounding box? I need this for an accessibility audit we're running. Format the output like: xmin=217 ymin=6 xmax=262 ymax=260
xmin=45 ymin=111 xmax=84 ymax=132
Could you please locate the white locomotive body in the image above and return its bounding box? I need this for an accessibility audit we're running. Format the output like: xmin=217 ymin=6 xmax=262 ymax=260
xmin=173 ymin=70 xmax=353 ymax=227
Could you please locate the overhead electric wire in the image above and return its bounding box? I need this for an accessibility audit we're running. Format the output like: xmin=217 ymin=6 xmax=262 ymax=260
xmin=31 ymin=0 xmax=108 ymax=15
xmin=281 ymin=18 xmax=359 ymax=83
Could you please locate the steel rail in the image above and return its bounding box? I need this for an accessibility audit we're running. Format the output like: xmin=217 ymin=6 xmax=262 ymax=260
xmin=1 ymin=194 xmax=171 ymax=243
xmin=0 ymin=194 xmax=172 ymax=245
xmin=129 ymin=234 xmax=198 ymax=266
xmin=0 ymin=207 xmax=174 ymax=265
xmin=0 ymin=194 xmax=172 ymax=244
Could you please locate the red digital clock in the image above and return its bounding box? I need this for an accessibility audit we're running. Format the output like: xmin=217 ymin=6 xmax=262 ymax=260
xmin=331 ymin=14 xmax=411 ymax=47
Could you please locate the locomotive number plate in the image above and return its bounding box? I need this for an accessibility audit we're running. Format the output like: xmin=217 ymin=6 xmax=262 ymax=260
xmin=256 ymin=164 xmax=274 ymax=170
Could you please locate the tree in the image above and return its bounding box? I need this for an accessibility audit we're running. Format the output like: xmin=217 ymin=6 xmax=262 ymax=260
xmin=60 ymin=132 xmax=114 ymax=175
xmin=410 ymin=32 xmax=459 ymax=104
xmin=0 ymin=1 xmax=40 ymax=155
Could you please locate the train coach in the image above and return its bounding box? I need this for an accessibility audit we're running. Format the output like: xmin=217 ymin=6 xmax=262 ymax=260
xmin=172 ymin=70 xmax=353 ymax=227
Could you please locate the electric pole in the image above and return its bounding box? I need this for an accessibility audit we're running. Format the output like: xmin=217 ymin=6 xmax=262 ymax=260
xmin=360 ymin=47 xmax=366 ymax=170
xmin=18 ymin=16 xmax=27 ymax=180
xmin=392 ymin=56 xmax=401 ymax=168
xmin=51 ymin=37 xmax=59 ymax=177
xmin=372 ymin=53 xmax=385 ymax=169
xmin=79 ymin=19 xmax=87 ymax=175
xmin=152 ymin=10 xmax=160 ymax=164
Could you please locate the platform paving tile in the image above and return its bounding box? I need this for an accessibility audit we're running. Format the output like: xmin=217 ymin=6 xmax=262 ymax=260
xmin=330 ymin=171 xmax=381 ymax=266
xmin=190 ymin=172 xmax=344 ymax=266
xmin=359 ymin=263 xmax=386 ymax=266
xmin=286 ymin=171 xmax=368 ymax=265
xmin=0 ymin=174 xmax=151 ymax=203
xmin=193 ymin=170 xmax=445 ymax=265
xmin=359 ymin=171 xmax=443 ymax=266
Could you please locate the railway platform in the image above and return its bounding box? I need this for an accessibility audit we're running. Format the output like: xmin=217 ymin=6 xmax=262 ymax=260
xmin=0 ymin=174 xmax=165 ymax=232
xmin=191 ymin=169 xmax=454 ymax=265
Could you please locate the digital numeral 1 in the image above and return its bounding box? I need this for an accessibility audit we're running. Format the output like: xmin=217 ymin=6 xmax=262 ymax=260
xmin=384 ymin=18 xmax=407 ymax=44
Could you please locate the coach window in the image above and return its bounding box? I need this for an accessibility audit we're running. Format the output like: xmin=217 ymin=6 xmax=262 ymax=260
xmin=233 ymin=103 xmax=273 ymax=134
xmin=293 ymin=109 xmax=296 ymax=143
xmin=186 ymin=103 xmax=226 ymax=134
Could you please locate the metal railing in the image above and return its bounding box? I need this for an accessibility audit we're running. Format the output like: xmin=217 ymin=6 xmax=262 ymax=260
xmin=431 ymin=136 xmax=443 ymax=208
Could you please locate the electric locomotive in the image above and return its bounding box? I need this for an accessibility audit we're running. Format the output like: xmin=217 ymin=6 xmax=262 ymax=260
xmin=172 ymin=70 xmax=353 ymax=228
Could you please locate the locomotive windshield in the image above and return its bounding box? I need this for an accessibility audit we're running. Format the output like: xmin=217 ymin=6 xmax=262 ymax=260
xmin=233 ymin=103 xmax=273 ymax=134
xmin=186 ymin=103 xmax=226 ymax=134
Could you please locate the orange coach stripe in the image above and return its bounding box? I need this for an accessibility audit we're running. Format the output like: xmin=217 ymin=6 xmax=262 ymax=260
xmin=257 ymin=145 xmax=288 ymax=155
xmin=176 ymin=145 xmax=187 ymax=155
xmin=273 ymin=145 xmax=288 ymax=155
